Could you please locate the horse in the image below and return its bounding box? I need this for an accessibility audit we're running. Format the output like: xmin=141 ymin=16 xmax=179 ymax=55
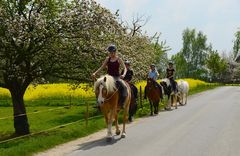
xmin=128 ymin=83 xmax=138 ymax=122
xmin=94 ymin=74 xmax=131 ymax=142
xmin=177 ymin=80 xmax=189 ymax=105
xmin=145 ymin=78 xmax=162 ymax=115
xmin=160 ymin=78 xmax=177 ymax=110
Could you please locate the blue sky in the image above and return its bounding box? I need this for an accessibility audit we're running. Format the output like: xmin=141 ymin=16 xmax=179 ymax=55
xmin=96 ymin=0 xmax=240 ymax=56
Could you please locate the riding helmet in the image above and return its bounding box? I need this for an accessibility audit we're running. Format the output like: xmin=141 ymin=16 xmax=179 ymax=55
xmin=107 ymin=44 xmax=117 ymax=52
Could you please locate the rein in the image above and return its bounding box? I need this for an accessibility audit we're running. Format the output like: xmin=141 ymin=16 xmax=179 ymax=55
xmin=104 ymin=88 xmax=119 ymax=102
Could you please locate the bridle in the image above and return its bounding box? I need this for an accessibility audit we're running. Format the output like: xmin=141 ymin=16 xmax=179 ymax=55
xmin=98 ymin=84 xmax=119 ymax=103
xmin=104 ymin=88 xmax=119 ymax=102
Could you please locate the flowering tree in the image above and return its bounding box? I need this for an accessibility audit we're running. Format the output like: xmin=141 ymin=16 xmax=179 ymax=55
xmin=0 ymin=0 xmax=168 ymax=135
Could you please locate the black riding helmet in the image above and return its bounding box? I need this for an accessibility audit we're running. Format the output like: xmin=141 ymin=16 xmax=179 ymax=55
xmin=107 ymin=44 xmax=116 ymax=52
xmin=150 ymin=64 xmax=156 ymax=67
xmin=168 ymin=61 xmax=173 ymax=65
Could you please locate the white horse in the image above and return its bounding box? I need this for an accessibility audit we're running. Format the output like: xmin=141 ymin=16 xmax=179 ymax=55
xmin=177 ymin=80 xmax=189 ymax=105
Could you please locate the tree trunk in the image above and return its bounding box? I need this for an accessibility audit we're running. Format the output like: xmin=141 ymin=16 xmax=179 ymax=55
xmin=10 ymin=86 xmax=30 ymax=135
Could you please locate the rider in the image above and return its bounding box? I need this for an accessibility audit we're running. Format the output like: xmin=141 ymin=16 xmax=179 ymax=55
xmin=166 ymin=61 xmax=177 ymax=94
xmin=144 ymin=64 xmax=163 ymax=99
xmin=121 ymin=60 xmax=138 ymax=98
xmin=92 ymin=44 xmax=128 ymax=108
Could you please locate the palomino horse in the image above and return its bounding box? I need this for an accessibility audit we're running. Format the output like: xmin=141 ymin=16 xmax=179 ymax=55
xmin=145 ymin=78 xmax=163 ymax=115
xmin=94 ymin=75 xmax=131 ymax=142
xmin=177 ymin=80 xmax=189 ymax=105
xmin=160 ymin=78 xmax=177 ymax=110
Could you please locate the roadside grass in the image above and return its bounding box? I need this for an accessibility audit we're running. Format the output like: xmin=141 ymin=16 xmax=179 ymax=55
xmin=0 ymin=115 xmax=105 ymax=156
xmin=0 ymin=80 xmax=221 ymax=156
xmin=188 ymin=84 xmax=219 ymax=95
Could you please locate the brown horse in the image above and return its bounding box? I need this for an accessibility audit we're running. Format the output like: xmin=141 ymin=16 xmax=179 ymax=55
xmin=145 ymin=78 xmax=162 ymax=115
xmin=94 ymin=75 xmax=131 ymax=142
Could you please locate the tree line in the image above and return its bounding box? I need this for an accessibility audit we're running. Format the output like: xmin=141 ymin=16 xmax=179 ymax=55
xmin=172 ymin=28 xmax=240 ymax=83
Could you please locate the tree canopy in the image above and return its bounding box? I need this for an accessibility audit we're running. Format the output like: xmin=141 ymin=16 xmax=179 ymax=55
xmin=172 ymin=28 xmax=209 ymax=79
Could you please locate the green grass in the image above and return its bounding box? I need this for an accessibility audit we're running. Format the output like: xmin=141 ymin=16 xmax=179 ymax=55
xmin=188 ymin=84 xmax=220 ymax=95
xmin=0 ymin=97 xmax=96 ymax=107
xmin=0 ymin=116 xmax=105 ymax=156
xmin=0 ymin=84 xmax=220 ymax=156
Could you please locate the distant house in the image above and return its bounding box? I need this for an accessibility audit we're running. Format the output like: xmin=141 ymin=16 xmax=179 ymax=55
xmin=236 ymin=53 xmax=240 ymax=62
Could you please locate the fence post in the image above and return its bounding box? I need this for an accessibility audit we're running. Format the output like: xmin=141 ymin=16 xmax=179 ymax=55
xmin=85 ymin=101 xmax=89 ymax=127
xmin=140 ymin=86 xmax=143 ymax=108
xmin=69 ymin=94 xmax=72 ymax=107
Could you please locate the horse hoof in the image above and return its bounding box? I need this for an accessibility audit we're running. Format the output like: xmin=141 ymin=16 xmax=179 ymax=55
xmin=116 ymin=130 xmax=121 ymax=135
xmin=128 ymin=117 xmax=133 ymax=122
xmin=106 ymin=137 xmax=113 ymax=142
xmin=121 ymin=133 xmax=126 ymax=138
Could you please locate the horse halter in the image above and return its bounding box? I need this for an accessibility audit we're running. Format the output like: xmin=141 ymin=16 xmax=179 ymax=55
xmin=147 ymin=78 xmax=157 ymax=89
xmin=97 ymin=83 xmax=118 ymax=106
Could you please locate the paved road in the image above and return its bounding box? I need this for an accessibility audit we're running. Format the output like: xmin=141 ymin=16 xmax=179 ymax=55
xmin=66 ymin=86 xmax=240 ymax=156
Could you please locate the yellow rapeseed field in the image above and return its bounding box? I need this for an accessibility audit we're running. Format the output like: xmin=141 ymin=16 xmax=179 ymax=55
xmin=0 ymin=83 xmax=95 ymax=100
xmin=0 ymin=87 xmax=10 ymax=98
xmin=135 ymin=78 xmax=211 ymax=91
xmin=0 ymin=78 xmax=213 ymax=100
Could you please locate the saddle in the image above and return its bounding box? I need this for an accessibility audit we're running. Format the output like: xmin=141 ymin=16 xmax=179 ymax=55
xmin=115 ymin=80 xmax=128 ymax=108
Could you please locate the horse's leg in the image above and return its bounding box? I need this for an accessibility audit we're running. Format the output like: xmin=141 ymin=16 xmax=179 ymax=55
xmin=128 ymin=98 xmax=133 ymax=122
xmin=154 ymin=101 xmax=159 ymax=114
xmin=167 ymin=95 xmax=172 ymax=110
xmin=182 ymin=93 xmax=184 ymax=105
xmin=121 ymin=100 xmax=130 ymax=138
xmin=150 ymin=101 xmax=153 ymax=116
xmin=106 ymin=110 xmax=114 ymax=142
xmin=115 ymin=109 xmax=121 ymax=135
xmin=178 ymin=93 xmax=182 ymax=105
xmin=174 ymin=95 xmax=177 ymax=109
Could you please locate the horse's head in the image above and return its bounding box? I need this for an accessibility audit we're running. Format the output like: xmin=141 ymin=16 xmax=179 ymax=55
xmin=94 ymin=75 xmax=116 ymax=106
xmin=160 ymin=78 xmax=171 ymax=95
xmin=146 ymin=78 xmax=156 ymax=88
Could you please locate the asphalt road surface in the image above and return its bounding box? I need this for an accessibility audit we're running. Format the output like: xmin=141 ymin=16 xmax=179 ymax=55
xmin=41 ymin=86 xmax=240 ymax=156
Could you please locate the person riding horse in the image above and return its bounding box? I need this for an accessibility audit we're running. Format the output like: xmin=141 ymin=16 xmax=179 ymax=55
xmin=121 ymin=60 xmax=138 ymax=99
xmin=92 ymin=44 xmax=128 ymax=108
xmin=121 ymin=60 xmax=138 ymax=121
xmin=166 ymin=61 xmax=177 ymax=94
xmin=144 ymin=64 xmax=163 ymax=99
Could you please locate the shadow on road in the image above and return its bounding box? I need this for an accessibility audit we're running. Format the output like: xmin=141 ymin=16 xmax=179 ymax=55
xmin=75 ymin=135 xmax=122 ymax=151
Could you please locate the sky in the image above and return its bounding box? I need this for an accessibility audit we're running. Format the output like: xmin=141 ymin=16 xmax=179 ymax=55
xmin=95 ymin=0 xmax=240 ymax=56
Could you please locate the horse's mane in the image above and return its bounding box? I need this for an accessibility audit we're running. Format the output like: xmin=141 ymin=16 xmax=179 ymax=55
xmin=161 ymin=78 xmax=170 ymax=86
xmin=94 ymin=75 xmax=116 ymax=94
